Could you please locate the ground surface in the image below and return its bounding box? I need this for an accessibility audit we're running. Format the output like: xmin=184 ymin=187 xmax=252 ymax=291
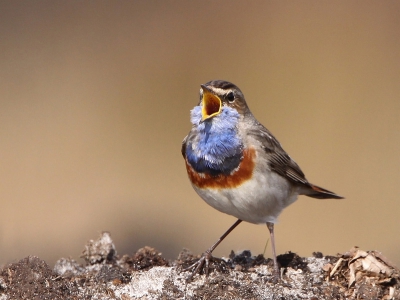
xmin=0 ymin=232 xmax=398 ymax=300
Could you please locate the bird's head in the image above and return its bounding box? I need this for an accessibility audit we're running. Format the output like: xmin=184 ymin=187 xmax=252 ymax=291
xmin=198 ymin=80 xmax=249 ymax=123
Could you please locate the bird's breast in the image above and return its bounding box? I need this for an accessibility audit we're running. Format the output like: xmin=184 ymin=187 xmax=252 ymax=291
xmin=185 ymin=147 xmax=256 ymax=189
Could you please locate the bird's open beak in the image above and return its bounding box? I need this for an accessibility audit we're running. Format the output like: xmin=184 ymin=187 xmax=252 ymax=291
xmin=201 ymin=84 xmax=222 ymax=122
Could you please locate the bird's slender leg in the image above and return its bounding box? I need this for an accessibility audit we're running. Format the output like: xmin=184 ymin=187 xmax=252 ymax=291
xmin=266 ymin=222 xmax=280 ymax=278
xmin=185 ymin=219 xmax=243 ymax=280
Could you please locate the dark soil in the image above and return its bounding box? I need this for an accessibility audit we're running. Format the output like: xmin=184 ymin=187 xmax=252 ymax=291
xmin=0 ymin=232 xmax=398 ymax=300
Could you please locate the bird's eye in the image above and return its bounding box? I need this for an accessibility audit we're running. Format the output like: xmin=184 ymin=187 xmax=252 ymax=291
xmin=226 ymin=91 xmax=235 ymax=102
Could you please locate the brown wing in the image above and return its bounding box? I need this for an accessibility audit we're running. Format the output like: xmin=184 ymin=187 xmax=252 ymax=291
xmin=249 ymin=121 xmax=343 ymax=199
xmin=249 ymin=121 xmax=310 ymax=186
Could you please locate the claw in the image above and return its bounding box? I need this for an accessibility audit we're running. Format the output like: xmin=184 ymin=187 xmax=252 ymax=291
xmin=184 ymin=250 xmax=212 ymax=281
xmin=183 ymin=250 xmax=231 ymax=281
xmin=182 ymin=219 xmax=243 ymax=281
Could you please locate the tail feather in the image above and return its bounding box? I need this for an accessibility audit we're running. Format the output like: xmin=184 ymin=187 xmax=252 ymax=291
xmin=304 ymin=184 xmax=344 ymax=199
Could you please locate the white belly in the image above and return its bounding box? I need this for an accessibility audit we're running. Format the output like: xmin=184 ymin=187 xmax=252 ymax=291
xmin=192 ymin=170 xmax=299 ymax=224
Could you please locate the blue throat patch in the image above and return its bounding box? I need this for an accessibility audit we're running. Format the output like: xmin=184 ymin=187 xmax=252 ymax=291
xmin=186 ymin=105 xmax=244 ymax=176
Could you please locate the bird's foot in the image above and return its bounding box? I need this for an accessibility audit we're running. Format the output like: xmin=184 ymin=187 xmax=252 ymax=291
xmin=268 ymin=267 xmax=281 ymax=283
xmin=273 ymin=264 xmax=281 ymax=279
xmin=183 ymin=250 xmax=226 ymax=281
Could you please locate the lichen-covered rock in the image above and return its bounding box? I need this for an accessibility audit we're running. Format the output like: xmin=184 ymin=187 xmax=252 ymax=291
xmin=0 ymin=233 xmax=398 ymax=300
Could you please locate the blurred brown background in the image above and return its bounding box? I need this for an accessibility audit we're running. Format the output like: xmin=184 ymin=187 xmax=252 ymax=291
xmin=1 ymin=1 xmax=399 ymax=268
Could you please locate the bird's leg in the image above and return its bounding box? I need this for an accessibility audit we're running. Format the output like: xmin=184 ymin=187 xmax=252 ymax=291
xmin=185 ymin=219 xmax=242 ymax=280
xmin=266 ymin=222 xmax=280 ymax=278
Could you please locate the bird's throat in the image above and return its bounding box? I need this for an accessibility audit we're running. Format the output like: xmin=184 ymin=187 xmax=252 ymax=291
xmin=187 ymin=106 xmax=244 ymax=176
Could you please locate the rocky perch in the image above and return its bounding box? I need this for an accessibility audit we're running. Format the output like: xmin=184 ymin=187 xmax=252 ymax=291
xmin=0 ymin=232 xmax=398 ymax=299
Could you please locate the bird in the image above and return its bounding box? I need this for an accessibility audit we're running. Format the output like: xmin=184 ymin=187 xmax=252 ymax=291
xmin=181 ymin=80 xmax=343 ymax=280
